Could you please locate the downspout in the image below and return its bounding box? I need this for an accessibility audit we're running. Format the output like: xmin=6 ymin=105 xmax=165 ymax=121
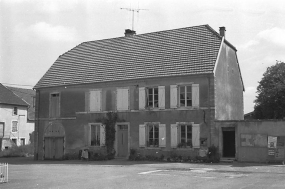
xmin=35 ymin=90 xmax=40 ymax=160
xmin=207 ymin=76 xmax=211 ymax=146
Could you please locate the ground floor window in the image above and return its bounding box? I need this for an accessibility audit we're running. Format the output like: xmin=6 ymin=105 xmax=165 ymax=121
xmin=147 ymin=123 xmax=159 ymax=147
xmin=12 ymin=138 xmax=17 ymax=145
xmin=91 ymin=124 xmax=100 ymax=146
xmin=178 ymin=124 xmax=192 ymax=148
xmin=21 ymin=138 xmax=25 ymax=145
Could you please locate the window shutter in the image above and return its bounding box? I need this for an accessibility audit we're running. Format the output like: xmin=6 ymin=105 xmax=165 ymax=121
xmin=139 ymin=124 xmax=146 ymax=147
xmin=117 ymin=88 xmax=129 ymax=110
xmin=192 ymin=84 xmax=199 ymax=108
xmin=85 ymin=92 xmax=90 ymax=112
xmin=170 ymin=85 xmax=178 ymax=108
xmin=90 ymin=90 xmax=102 ymax=111
xmin=100 ymin=125 xmax=105 ymax=146
xmin=158 ymin=86 xmax=165 ymax=109
xmin=159 ymin=124 xmax=166 ymax=147
xmin=192 ymin=124 xmax=200 ymax=148
xmin=139 ymin=87 xmax=146 ymax=110
xmin=171 ymin=124 xmax=178 ymax=148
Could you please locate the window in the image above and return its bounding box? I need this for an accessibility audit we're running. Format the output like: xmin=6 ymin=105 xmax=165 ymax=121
xmin=12 ymin=139 xmax=17 ymax=145
xmin=179 ymin=86 xmax=192 ymax=107
xmin=91 ymin=125 xmax=100 ymax=146
xmin=50 ymin=93 xmax=60 ymax=118
xmin=139 ymin=86 xmax=165 ymax=110
xmin=179 ymin=124 xmax=192 ymax=147
xmin=171 ymin=123 xmax=200 ymax=148
xmin=89 ymin=124 xmax=105 ymax=147
xmin=139 ymin=123 xmax=166 ymax=148
xmin=117 ymin=88 xmax=129 ymax=110
xmin=0 ymin=122 xmax=4 ymax=138
xmin=13 ymin=107 xmax=18 ymax=115
xmin=21 ymin=138 xmax=25 ymax=145
xmin=147 ymin=87 xmax=158 ymax=108
xmin=89 ymin=90 xmax=102 ymax=112
xmin=170 ymin=84 xmax=199 ymax=108
xmin=147 ymin=123 xmax=159 ymax=147
xmin=12 ymin=121 xmax=18 ymax=132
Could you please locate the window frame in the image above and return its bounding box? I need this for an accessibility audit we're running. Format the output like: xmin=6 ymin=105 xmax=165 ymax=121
xmin=176 ymin=122 xmax=194 ymax=148
xmin=179 ymin=85 xmax=192 ymax=108
xmin=146 ymin=122 xmax=160 ymax=148
xmin=20 ymin=138 xmax=25 ymax=145
xmin=89 ymin=123 xmax=101 ymax=147
xmin=13 ymin=107 xmax=18 ymax=115
xmin=11 ymin=120 xmax=18 ymax=133
xmin=178 ymin=124 xmax=192 ymax=148
xmin=49 ymin=92 xmax=60 ymax=118
xmin=146 ymin=87 xmax=159 ymax=109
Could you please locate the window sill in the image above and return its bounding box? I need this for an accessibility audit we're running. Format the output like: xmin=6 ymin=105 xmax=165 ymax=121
xmin=176 ymin=148 xmax=195 ymax=151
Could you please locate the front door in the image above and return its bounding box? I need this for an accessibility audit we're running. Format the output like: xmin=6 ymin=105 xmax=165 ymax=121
xmin=44 ymin=137 xmax=64 ymax=160
xmin=223 ymin=130 xmax=236 ymax=157
xmin=117 ymin=124 xmax=128 ymax=157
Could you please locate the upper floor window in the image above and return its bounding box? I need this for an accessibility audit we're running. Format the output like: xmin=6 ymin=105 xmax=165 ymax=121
xmin=13 ymin=107 xmax=18 ymax=115
xmin=147 ymin=87 xmax=158 ymax=108
xmin=170 ymin=84 xmax=199 ymax=108
xmin=139 ymin=86 xmax=165 ymax=110
xmin=50 ymin=93 xmax=60 ymax=118
xmin=12 ymin=121 xmax=18 ymax=132
xmin=116 ymin=88 xmax=129 ymax=111
xmin=89 ymin=90 xmax=102 ymax=112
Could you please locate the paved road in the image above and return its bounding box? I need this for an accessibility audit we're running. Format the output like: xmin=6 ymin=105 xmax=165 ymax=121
xmin=0 ymin=157 xmax=285 ymax=189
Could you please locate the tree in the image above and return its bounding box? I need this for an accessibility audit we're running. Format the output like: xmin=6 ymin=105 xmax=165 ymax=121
xmin=253 ymin=61 xmax=285 ymax=119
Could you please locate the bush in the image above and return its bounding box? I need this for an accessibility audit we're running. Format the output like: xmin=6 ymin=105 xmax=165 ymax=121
xmin=0 ymin=144 xmax=34 ymax=157
xmin=206 ymin=145 xmax=220 ymax=163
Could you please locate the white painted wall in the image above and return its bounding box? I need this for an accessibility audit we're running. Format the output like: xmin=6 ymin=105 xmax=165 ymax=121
xmin=0 ymin=104 xmax=34 ymax=150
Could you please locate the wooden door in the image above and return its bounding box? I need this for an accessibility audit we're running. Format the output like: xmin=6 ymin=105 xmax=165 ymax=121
xmin=117 ymin=125 xmax=128 ymax=157
xmin=44 ymin=137 xmax=64 ymax=160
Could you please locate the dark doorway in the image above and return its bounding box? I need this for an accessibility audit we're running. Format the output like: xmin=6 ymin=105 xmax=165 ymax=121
xmin=223 ymin=130 xmax=236 ymax=157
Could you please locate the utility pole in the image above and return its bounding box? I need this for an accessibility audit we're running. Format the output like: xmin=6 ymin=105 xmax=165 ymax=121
xmin=120 ymin=8 xmax=147 ymax=31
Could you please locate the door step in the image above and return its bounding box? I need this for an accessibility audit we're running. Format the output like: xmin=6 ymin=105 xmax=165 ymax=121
xmin=220 ymin=158 xmax=235 ymax=163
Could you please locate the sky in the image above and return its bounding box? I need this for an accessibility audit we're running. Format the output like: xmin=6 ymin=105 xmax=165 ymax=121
xmin=1 ymin=0 xmax=285 ymax=113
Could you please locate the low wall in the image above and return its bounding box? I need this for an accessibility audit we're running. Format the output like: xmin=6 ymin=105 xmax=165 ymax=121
xmin=215 ymin=120 xmax=285 ymax=163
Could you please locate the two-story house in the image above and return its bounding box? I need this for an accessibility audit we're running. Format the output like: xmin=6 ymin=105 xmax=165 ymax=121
xmin=34 ymin=25 xmax=244 ymax=160
xmin=0 ymin=83 xmax=35 ymax=150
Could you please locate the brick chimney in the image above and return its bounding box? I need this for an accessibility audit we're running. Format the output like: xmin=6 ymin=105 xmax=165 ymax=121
xmin=125 ymin=29 xmax=136 ymax=37
xmin=219 ymin=27 xmax=226 ymax=38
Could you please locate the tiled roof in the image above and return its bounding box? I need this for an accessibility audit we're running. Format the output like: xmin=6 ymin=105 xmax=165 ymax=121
xmin=35 ymin=24 xmax=224 ymax=88
xmin=0 ymin=83 xmax=28 ymax=107
xmin=6 ymin=86 xmax=36 ymax=121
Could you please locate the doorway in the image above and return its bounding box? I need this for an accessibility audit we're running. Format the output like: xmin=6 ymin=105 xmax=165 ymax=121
xmin=117 ymin=124 xmax=128 ymax=157
xmin=222 ymin=128 xmax=236 ymax=157
xmin=44 ymin=137 xmax=64 ymax=160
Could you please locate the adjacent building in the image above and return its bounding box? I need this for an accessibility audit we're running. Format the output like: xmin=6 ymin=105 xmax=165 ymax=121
xmin=0 ymin=83 xmax=35 ymax=150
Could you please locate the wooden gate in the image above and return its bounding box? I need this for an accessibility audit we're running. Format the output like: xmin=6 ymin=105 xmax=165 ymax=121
xmin=44 ymin=137 xmax=64 ymax=160
xmin=44 ymin=121 xmax=65 ymax=160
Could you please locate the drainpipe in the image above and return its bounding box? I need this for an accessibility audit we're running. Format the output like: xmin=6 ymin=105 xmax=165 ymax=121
xmin=208 ymin=76 xmax=212 ymax=146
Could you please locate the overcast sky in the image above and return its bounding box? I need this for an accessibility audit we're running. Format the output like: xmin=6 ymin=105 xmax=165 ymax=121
xmin=1 ymin=0 xmax=285 ymax=113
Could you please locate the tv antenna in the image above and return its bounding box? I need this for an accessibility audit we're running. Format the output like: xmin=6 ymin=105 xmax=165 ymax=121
xmin=120 ymin=8 xmax=147 ymax=31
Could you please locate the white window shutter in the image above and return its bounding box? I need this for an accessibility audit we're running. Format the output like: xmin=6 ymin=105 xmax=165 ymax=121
xmin=158 ymin=86 xmax=165 ymax=109
xmin=100 ymin=125 xmax=106 ymax=146
xmin=117 ymin=88 xmax=129 ymax=110
xmin=192 ymin=124 xmax=200 ymax=148
xmin=170 ymin=85 xmax=178 ymax=108
xmin=159 ymin=124 xmax=166 ymax=147
xmin=139 ymin=87 xmax=146 ymax=110
xmin=192 ymin=84 xmax=199 ymax=108
xmin=90 ymin=90 xmax=101 ymax=111
xmin=171 ymin=124 xmax=178 ymax=148
xmin=139 ymin=124 xmax=146 ymax=147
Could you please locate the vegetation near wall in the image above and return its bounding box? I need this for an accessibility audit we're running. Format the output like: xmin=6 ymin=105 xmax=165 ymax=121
xmin=254 ymin=61 xmax=285 ymax=119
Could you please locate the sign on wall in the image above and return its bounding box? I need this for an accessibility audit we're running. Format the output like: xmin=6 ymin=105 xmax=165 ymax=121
xmin=268 ymin=136 xmax=277 ymax=148
xmin=240 ymin=134 xmax=267 ymax=147
xmin=268 ymin=136 xmax=285 ymax=161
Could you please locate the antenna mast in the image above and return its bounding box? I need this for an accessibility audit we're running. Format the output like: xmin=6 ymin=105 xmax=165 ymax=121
xmin=120 ymin=8 xmax=147 ymax=31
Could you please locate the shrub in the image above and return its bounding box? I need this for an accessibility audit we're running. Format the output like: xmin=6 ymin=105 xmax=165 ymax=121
xmin=206 ymin=145 xmax=220 ymax=163
xmin=0 ymin=144 xmax=34 ymax=157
